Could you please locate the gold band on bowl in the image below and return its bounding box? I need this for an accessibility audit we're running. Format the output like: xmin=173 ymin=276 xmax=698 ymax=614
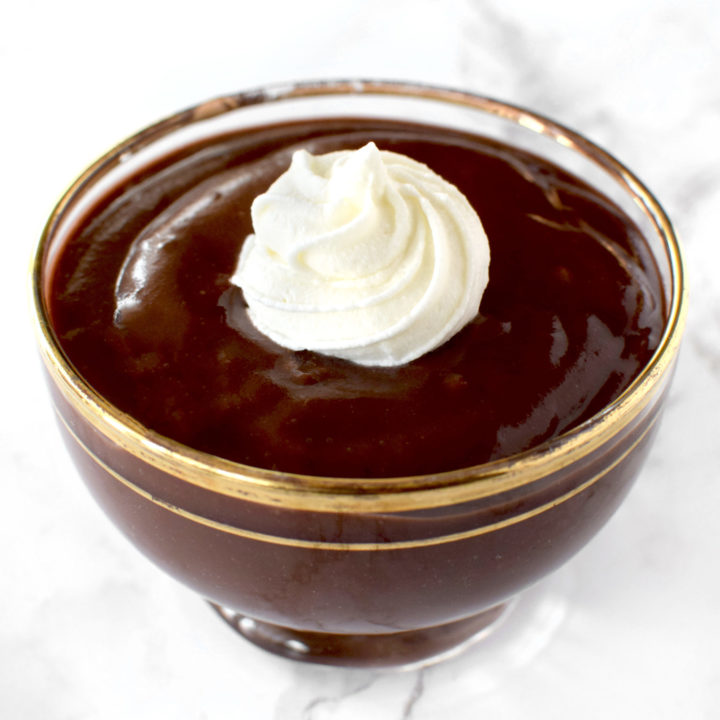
xmin=32 ymin=80 xmax=688 ymax=513
xmin=55 ymin=401 xmax=659 ymax=549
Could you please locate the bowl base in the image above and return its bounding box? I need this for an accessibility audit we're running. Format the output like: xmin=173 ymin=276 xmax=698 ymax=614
xmin=208 ymin=602 xmax=510 ymax=668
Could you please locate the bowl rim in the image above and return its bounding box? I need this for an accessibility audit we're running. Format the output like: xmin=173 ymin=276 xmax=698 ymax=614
xmin=31 ymin=79 xmax=688 ymax=512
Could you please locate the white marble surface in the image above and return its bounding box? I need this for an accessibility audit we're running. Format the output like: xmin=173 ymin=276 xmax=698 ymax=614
xmin=3 ymin=0 xmax=720 ymax=717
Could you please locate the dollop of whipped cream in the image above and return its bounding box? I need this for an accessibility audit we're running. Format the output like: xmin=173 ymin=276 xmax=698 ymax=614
xmin=230 ymin=142 xmax=490 ymax=366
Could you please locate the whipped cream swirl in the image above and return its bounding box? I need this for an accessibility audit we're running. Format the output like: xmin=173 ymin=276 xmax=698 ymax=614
xmin=230 ymin=142 xmax=490 ymax=366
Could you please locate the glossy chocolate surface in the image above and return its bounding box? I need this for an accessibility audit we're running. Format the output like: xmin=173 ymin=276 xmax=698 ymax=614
xmin=48 ymin=119 xmax=664 ymax=477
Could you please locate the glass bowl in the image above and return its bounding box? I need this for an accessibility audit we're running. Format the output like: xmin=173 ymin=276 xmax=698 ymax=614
xmin=31 ymin=80 xmax=687 ymax=668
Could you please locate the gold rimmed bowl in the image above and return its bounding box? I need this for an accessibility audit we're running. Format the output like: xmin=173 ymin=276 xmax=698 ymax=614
xmin=32 ymin=81 xmax=686 ymax=668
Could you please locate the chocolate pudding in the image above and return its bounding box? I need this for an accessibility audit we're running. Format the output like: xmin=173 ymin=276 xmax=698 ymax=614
xmin=48 ymin=118 xmax=663 ymax=478
xmin=35 ymin=84 xmax=685 ymax=667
